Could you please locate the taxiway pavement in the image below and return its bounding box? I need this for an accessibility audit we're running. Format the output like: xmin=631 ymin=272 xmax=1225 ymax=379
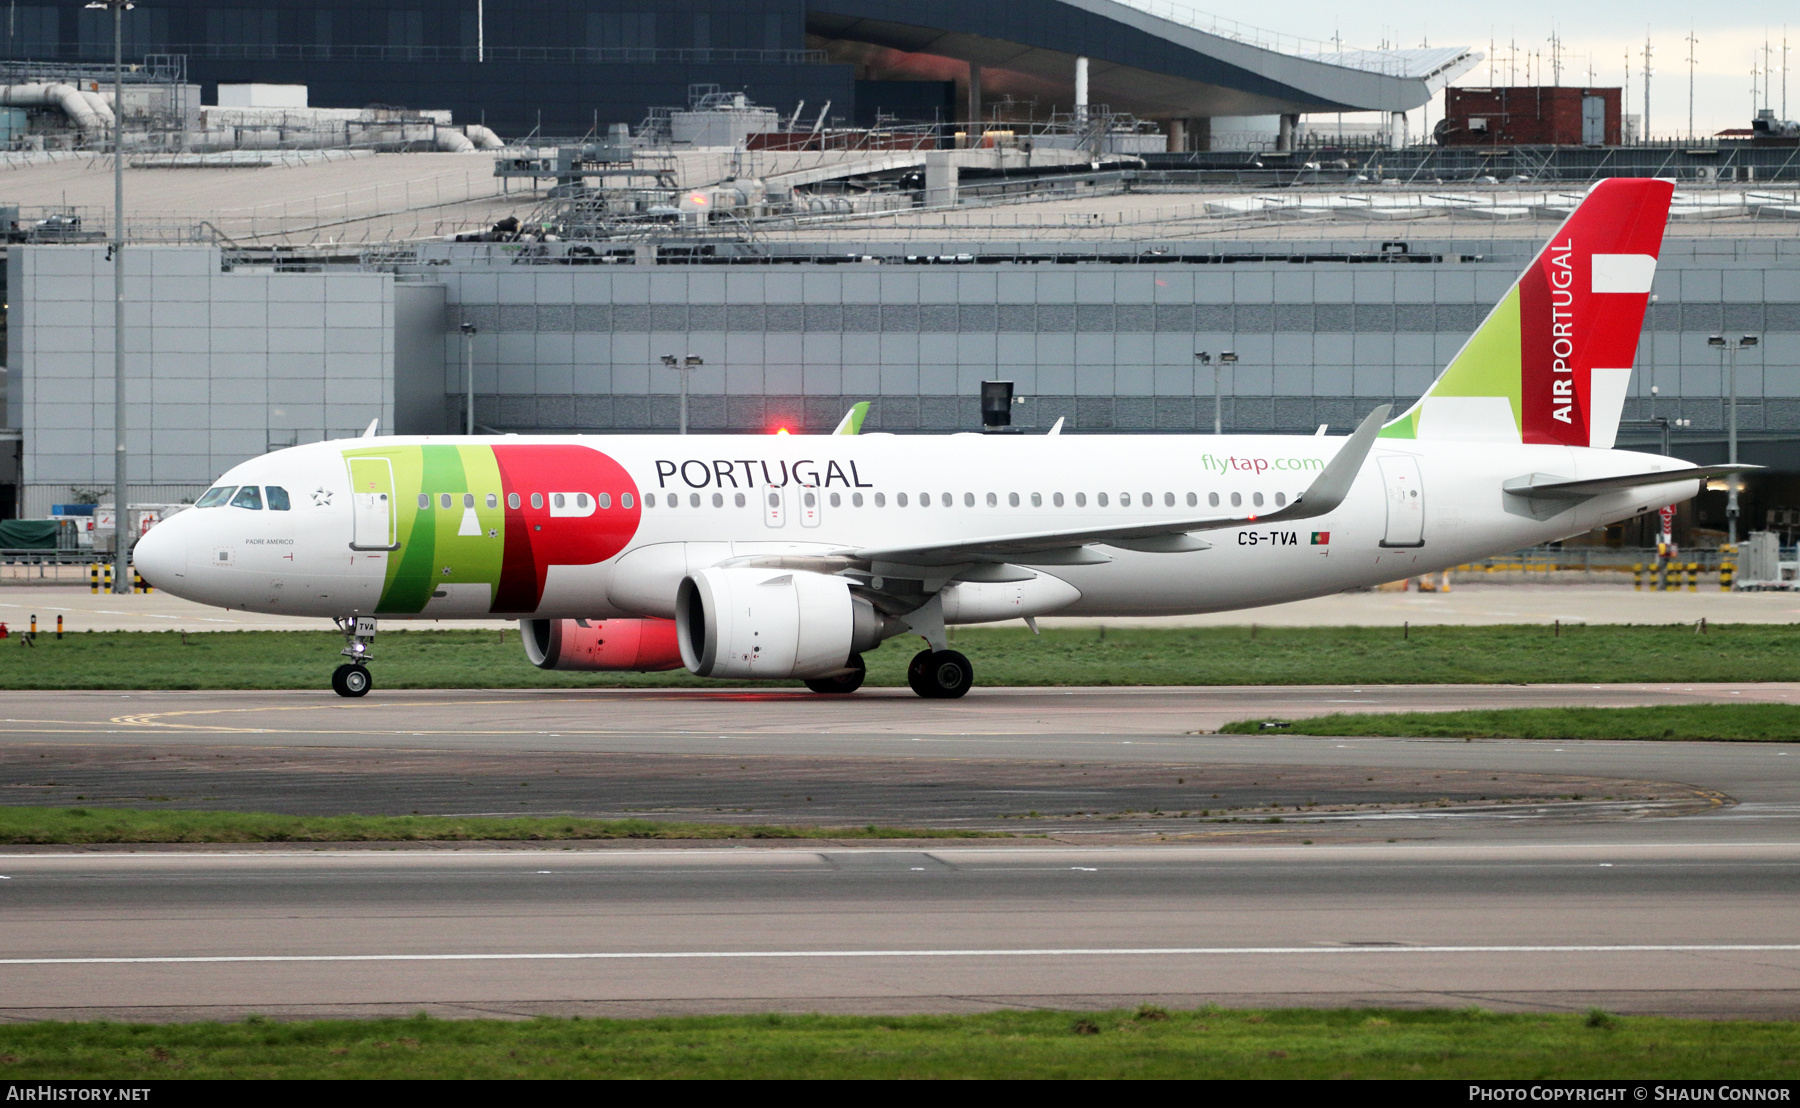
xmin=3 ymin=685 xmax=1799 ymax=1021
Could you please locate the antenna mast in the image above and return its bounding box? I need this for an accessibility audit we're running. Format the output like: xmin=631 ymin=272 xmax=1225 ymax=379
xmin=1685 ymin=28 xmax=1698 ymax=141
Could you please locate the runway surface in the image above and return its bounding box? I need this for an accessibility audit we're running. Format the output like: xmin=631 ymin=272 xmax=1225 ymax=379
xmin=3 ymin=685 xmax=1799 ymax=1022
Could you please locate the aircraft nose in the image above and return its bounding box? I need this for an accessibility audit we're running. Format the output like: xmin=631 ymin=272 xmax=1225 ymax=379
xmin=131 ymin=513 xmax=186 ymax=588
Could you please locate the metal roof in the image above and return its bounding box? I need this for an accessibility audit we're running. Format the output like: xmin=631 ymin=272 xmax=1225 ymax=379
xmin=809 ymin=0 xmax=1483 ymax=117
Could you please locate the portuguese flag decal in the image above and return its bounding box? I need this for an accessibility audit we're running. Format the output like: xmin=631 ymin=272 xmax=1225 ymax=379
xmin=1311 ymin=532 xmax=1330 ymax=545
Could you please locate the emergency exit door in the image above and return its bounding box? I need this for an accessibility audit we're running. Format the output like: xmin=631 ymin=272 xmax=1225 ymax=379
xmin=1378 ymin=454 xmax=1425 ymax=548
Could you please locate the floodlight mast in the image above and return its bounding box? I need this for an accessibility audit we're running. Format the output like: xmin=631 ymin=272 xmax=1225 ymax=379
xmin=460 ymin=323 xmax=478 ymax=434
xmin=1710 ymin=333 xmax=1761 ymax=544
xmin=87 ymin=0 xmax=133 ymax=593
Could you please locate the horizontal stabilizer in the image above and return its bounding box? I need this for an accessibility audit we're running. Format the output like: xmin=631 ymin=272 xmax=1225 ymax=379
xmin=1503 ymin=464 xmax=1758 ymax=501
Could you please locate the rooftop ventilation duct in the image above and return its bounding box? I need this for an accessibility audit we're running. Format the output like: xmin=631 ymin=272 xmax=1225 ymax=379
xmin=0 ymin=83 xmax=105 ymax=132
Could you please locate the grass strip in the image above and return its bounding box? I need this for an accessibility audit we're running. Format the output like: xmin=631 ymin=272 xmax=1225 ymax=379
xmin=1219 ymin=704 xmax=1800 ymax=742
xmin=5 ymin=623 xmax=1800 ymax=689
xmin=0 ymin=806 xmax=996 ymax=844
xmin=2 ymin=1007 xmax=1797 ymax=1079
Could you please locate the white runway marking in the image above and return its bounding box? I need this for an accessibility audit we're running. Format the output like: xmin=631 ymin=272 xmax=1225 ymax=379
xmin=7 ymin=945 xmax=1800 ymax=966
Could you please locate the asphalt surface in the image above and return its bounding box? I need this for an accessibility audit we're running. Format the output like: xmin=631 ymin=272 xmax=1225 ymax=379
xmin=3 ymin=685 xmax=1799 ymax=1021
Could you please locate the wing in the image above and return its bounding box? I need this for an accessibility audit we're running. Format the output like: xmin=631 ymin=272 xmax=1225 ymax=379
xmin=1503 ymin=464 xmax=1757 ymax=501
xmin=845 ymin=404 xmax=1391 ymax=568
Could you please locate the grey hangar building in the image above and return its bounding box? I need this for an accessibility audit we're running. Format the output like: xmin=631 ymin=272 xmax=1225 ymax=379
xmin=0 ymin=1 xmax=1793 ymax=542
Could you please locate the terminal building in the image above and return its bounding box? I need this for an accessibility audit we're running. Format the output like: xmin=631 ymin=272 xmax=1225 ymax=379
xmin=6 ymin=210 xmax=1796 ymax=525
xmin=0 ymin=0 xmax=1474 ymax=139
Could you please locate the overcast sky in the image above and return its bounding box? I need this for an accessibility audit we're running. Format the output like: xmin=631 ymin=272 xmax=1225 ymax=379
xmin=1155 ymin=1 xmax=1792 ymax=135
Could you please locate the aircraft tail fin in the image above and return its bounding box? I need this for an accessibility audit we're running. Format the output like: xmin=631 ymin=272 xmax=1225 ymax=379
xmin=1381 ymin=177 xmax=1675 ymax=449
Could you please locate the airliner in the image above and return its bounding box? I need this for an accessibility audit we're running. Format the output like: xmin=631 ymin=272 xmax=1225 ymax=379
xmin=134 ymin=178 xmax=1740 ymax=698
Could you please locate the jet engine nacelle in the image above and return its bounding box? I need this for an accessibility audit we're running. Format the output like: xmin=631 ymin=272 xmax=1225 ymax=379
xmin=520 ymin=617 xmax=685 ymax=672
xmin=676 ymin=567 xmax=888 ymax=679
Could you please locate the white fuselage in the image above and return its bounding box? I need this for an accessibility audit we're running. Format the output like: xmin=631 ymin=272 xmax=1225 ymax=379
xmin=134 ymin=431 xmax=1697 ymax=623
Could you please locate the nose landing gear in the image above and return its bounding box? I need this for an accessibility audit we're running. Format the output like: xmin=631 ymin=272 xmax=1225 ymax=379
xmin=331 ymin=616 xmax=377 ymax=697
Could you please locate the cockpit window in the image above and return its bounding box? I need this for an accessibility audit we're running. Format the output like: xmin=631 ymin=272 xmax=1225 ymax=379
xmin=195 ymin=486 xmax=236 ymax=508
xmin=265 ymin=486 xmax=291 ymax=511
xmin=229 ymin=486 xmax=264 ymax=510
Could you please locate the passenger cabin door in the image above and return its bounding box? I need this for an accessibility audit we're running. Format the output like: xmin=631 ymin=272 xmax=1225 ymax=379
xmin=1378 ymin=455 xmax=1425 ymax=548
xmin=348 ymin=457 xmax=399 ymax=550
xmin=762 ymin=484 xmax=786 ymax=528
xmin=798 ymin=485 xmax=821 ymax=527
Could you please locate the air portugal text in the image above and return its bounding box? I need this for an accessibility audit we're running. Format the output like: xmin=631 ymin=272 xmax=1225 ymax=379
xmin=655 ymin=459 xmax=875 ymax=490
xmin=1548 ymin=238 xmax=1576 ymax=426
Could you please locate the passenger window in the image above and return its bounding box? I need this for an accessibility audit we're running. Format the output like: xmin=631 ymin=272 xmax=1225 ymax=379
xmin=1120 ymin=492 xmax=1132 ymax=506
xmin=829 ymin=492 xmax=841 ymax=508
xmin=689 ymin=493 xmax=700 ymax=508
xmin=195 ymin=486 xmax=235 ymax=508
xmin=986 ymin=492 xmax=997 ymax=508
xmin=598 ymin=493 xmax=611 ymax=509
xmin=1148 ymin=492 xmax=1158 ymax=507
xmin=1053 ymin=492 xmax=1064 ymax=507
xmin=417 ymin=494 xmax=430 ymax=509
xmin=1187 ymin=492 xmax=1198 ymax=508
xmin=1253 ymin=492 xmax=1265 ymax=507
xmin=507 ymin=492 xmax=521 ymax=509
xmin=1008 ymin=492 xmax=1019 ymax=507
xmin=1275 ymin=492 xmax=1287 ymax=507
xmin=1098 ymin=493 xmax=1109 ymax=507
xmin=265 ymin=486 xmax=291 ymax=511
xmin=230 ymin=486 xmax=264 ymax=510
xmin=896 ymin=492 xmax=908 ymax=507
xmin=643 ymin=493 xmax=655 ymax=508
xmin=966 ymin=492 xmax=978 ymax=507
xmin=552 ymin=494 xmax=565 ymax=509
xmin=1074 ymin=492 xmax=1086 ymax=507
xmin=1029 ymin=492 xmax=1040 ymax=507
xmin=852 ymin=493 xmax=863 ymax=507
xmin=463 ymin=493 xmax=474 ymax=509
xmin=530 ymin=493 xmax=543 ymax=509
xmin=1230 ymin=492 xmax=1242 ymax=508
xmin=731 ymin=493 xmax=743 ymax=508
xmin=575 ymin=493 xmax=589 ymax=509
xmin=875 ymin=492 xmax=887 ymax=507
xmin=941 ymin=492 xmax=952 ymax=507
xmin=486 ymin=493 xmax=498 ymax=508
xmin=440 ymin=493 xmax=452 ymax=509
xmin=1209 ymin=492 xmax=1220 ymax=508
xmin=803 ymin=492 xmax=816 ymax=508
xmin=713 ymin=493 xmax=724 ymax=508
xmin=622 ymin=493 xmax=634 ymax=509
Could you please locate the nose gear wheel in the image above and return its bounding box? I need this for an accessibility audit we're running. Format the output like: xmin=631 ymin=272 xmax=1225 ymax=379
xmin=331 ymin=663 xmax=372 ymax=697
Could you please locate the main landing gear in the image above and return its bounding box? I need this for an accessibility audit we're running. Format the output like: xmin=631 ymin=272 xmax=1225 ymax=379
xmin=908 ymin=648 xmax=973 ymax=699
xmin=804 ymin=652 xmax=867 ymax=695
xmin=331 ymin=616 xmax=377 ymax=698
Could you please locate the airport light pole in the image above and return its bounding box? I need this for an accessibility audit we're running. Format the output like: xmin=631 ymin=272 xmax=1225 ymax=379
xmin=661 ymin=354 xmax=704 ymax=434
xmin=1217 ymin=350 xmax=1238 ymax=434
xmin=1194 ymin=352 xmax=1213 ymax=433
xmin=1709 ymin=332 xmax=1760 ymax=544
xmin=459 ymin=323 xmax=478 ymax=434
xmin=88 ymin=0 xmax=132 ymax=593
